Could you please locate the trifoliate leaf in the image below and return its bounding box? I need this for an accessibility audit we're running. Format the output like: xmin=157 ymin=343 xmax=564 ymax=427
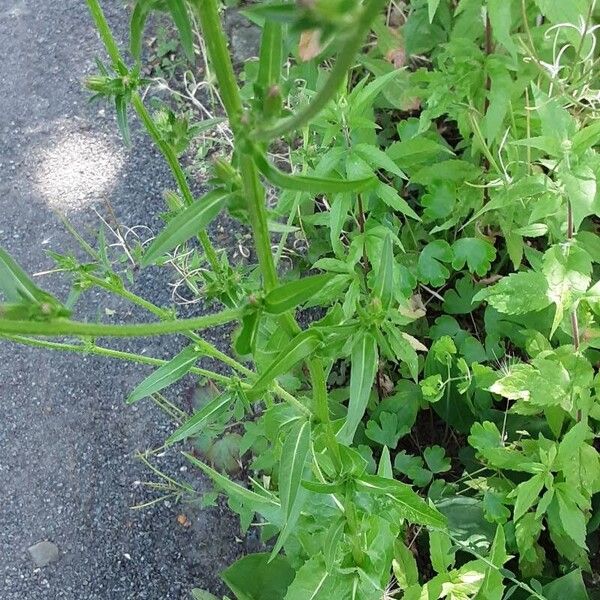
xmin=424 ymin=445 xmax=451 ymax=473
xmin=418 ymin=240 xmax=454 ymax=286
xmin=443 ymin=276 xmax=482 ymax=314
xmin=452 ymin=238 xmax=496 ymax=276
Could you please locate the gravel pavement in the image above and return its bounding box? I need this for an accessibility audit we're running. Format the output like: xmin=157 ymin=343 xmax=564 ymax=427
xmin=0 ymin=1 xmax=246 ymax=598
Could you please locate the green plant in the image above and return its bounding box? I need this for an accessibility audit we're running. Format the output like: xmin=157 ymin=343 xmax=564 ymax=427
xmin=3 ymin=0 xmax=600 ymax=598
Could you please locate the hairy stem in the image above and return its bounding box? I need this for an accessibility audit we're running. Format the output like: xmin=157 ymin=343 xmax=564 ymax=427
xmin=0 ymin=308 xmax=242 ymax=337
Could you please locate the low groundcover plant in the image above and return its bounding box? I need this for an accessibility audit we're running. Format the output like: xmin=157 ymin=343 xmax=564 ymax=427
xmin=3 ymin=0 xmax=600 ymax=598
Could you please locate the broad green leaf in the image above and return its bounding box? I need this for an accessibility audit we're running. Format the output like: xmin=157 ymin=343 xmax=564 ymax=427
xmin=338 ymin=331 xmax=378 ymax=444
xmin=572 ymin=119 xmax=600 ymax=155
xmin=255 ymin=153 xmax=376 ymax=194
xmin=418 ymin=240 xmax=453 ymax=287
xmin=263 ymin=274 xmax=336 ymax=314
xmin=393 ymin=541 xmax=419 ymax=590
xmin=377 ymin=183 xmax=420 ymax=220
xmin=423 ymin=445 xmax=451 ymax=474
xmin=542 ymin=244 xmax=592 ymax=335
xmin=555 ymin=486 xmax=588 ymax=549
xmin=429 ymin=529 xmax=455 ymax=573
xmin=166 ymin=0 xmax=195 ymax=62
xmin=141 ymin=190 xmax=228 ymax=266
xmin=473 ymin=271 xmax=551 ymax=315
xmin=365 ymin=412 xmax=401 ymax=448
xmin=488 ymin=0 xmax=516 ymax=58
xmin=372 ymin=235 xmax=394 ymax=309
xmin=127 ymin=345 xmax=200 ymax=404
xmin=166 ymin=392 xmax=233 ymax=445
xmin=557 ymin=421 xmax=590 ymax=471
xmin=541 ymin=569 xmax=589 ymax=600
xmin=222 ymin=553 xmax=295 ymax=600
xmin=252 ymin=329 xmax=322 ymax=392
xmin=561 ymin=166 xmax=599 ymax=232
xmin=452 ymin=238 xmax=496 ymax=276
xmin=284 ymin=554 xmax=351 ymax=599
xmin=355 ymin=474 xmax=447 ymax=528
xmin=513 ymin=473 xmax=545 ymax=521
xmin=532 ymin=86 xmax=577 ymax=147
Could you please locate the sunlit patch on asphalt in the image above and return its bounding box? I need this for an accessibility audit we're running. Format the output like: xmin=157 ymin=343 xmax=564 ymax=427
xmin=34 ymin=131 xmax=124 ymax=212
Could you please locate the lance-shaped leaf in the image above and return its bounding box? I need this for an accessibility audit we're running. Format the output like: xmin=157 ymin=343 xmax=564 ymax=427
xmin=254 ymin=152 xmax=377 ymax=194
xmin=127 ymin=345 xmax=200 ymax=404
xmin=263 ymin=274 xmax=336 ymax=315
xmin=270 ymin=420 xmax=311 ymax=559
xmin=166 ymin=0 xmax=195 ymax=62
xmin=257 ymin=21 xmax=283 ymax=91
xmin=184 ymin=452 xmax=281 ymax=514
xmin=166 ymin=392 xmax=233 ymax=445
xmin=279 ymin=419 xmax=310 ymax=517
xmin=141 ymin=190 xmax=228 ymax=266
xmin=0 ymin=247 xmax=67 ymax=315
xmin=252 ymin=329 xmax=322 ymax=393
xmin=372 ymin=234 xmax=394 ymax=309
xmin=355 ymin=474 xmax=447 ymax=528
xmin=338 ymin=331 xmax=378 ymax=444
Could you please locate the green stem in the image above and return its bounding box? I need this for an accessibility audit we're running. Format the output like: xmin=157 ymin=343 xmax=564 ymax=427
xmin=239 ymin=153 xmax=279 ymax=291
xmin=86 ymin=0 xmax=127 ymax=74
xmin=83 ymin=272 xmax=250 ymax=375
xmin=0 ymin=308 xmax=242 ymax=338
xmin=191 ymin=0 xmax=243 ymax=122
xmin=130 ymin=93 xmax=221 ymax=273
xmin=257 ymin=0 xmax=387 ymax=141
xmin=1 ymin=335 xmax=233 ymax=384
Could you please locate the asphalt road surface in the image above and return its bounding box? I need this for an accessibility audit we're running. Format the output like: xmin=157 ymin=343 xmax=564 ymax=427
xmin=0 ymin=1 xmax=246 ymax=598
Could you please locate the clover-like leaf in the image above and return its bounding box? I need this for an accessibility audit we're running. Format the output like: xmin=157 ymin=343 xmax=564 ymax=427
xmin=452 ymin=237 xmax=496 ymax=276
xmin=418 ymin=240 xmax=454 ymax=287
xmin=424 ymin=445 xmax=451 ymax=473
xmin=443 ymin=276 xmax=482 ymax=314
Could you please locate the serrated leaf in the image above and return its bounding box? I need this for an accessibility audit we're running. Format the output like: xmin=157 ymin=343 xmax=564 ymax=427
xmin=513 ymin=473 xmax=545 ymax=521
xmin=263 ymin=274 xmax=336 ymax=315
xmin=377 ymin=183 xmax=420 ymax=220
xmin=141 ymin=190 xmax=228 ymax=266
xmin=353 ymin=143 xmax=407 ymax=179
xmin=473 ymin=271 xmax=551 ymax=315
xmin=561 ymin=166 xmax=599 ymax=232
xmin=355 ymin=474 xmax=447 ymax=527
xmin=338 ymin=332 xmax=378 ymax=444
xmin=452 ymin=238 xmax=496 ymax=276
xmin=167 ymin=392 xmax=233 ymax=445
xmin=127 ymin=345 xmax=200 ymax=404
